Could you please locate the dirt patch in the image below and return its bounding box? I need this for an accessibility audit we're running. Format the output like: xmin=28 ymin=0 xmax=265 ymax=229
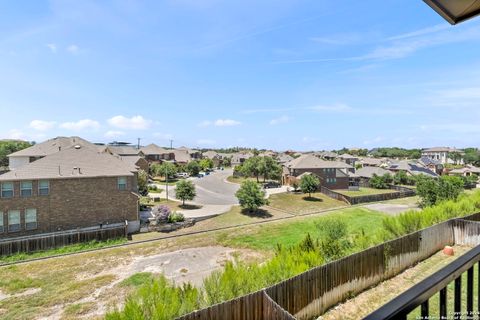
xmin=363 ymin=203 xmax=419 ymax=215
xmin=0 ymin=287 xmax=41 ymax=302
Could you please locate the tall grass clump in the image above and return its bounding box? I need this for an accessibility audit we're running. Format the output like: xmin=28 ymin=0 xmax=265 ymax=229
xmin=106 ymin=275 xmax=200 ymax=320
xmin=382 ymin=190 xmax=480 ymax=239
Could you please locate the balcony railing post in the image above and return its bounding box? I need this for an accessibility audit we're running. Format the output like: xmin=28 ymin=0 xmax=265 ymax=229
xmin=467 ymin=266 xmax=474 ymax=315
xmin=421 ymin=300 xmax=429 ymax=318
xmin=454 ymin=277 xmax=462 ymax=319
xmin=440 ymin=287 xmax=447 ymax=320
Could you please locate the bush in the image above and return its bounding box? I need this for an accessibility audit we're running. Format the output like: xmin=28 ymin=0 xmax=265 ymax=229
xmin=416 ymin=175 xmax=464 ymax=207
xmin=369 ymin=173 xmax=392 ymax=189
xmin=382 ymin=190 xmax=480 ymax=239
xmin=168 ymin=212 xmax=185 ymax=223
xmin=153 ymin=205 xmax=171 ymax=223
xmin=106 ymin=275 xmax=200 ymax=320
xmin=315 ymin=218 xmax=352 ymax=261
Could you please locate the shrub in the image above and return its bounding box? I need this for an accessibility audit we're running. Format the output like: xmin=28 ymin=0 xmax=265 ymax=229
xmin=315 ymin=218 xmax=352 ymax=261
xmin=175 ymin=180 xmax=196 ymax=206
xmin=167 ymin=212 xmax=185 ymax=223
xmin=153 ymin=205 xmax=171 ymax=223
xmin=369 ymin=173 xmax=391 ymax=189
xmin=106 ymin=275 xmax=200 ymax=320
xmin=416 ymin=175 xmax=464 ymax=207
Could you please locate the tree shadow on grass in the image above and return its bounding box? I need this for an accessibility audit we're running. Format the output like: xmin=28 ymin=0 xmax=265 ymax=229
xmin=179 ymin=204 xmax=203 ymax=210
xmin=240 ymin=208 xmax=273 ymax=219
xmin=302 ymin=196 xmax=323 ymax=202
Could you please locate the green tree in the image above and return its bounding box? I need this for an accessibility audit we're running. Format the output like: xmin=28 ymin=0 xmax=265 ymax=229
xmin=463 ymin=148 xmax=480 ymax=165
xmin=416 ymin=175 xmax=464 ymax=207
xmin=185 ymin=160 xmax=201 ymax=176
xmin=175 ymin=180 xmax=196 ymax=206
xmin=259 ymin=156 xmax=282 ymax=182
xmin=448 ymin=152 xmax=463 ymax=165
xmin=393 ymin=171 xmax=408 ymax=185
xmin=299 ymin=174 xmax=320 ymax=198
xmin=241 ymin=156 xmax=262 ymax=182
xmin=221 ymin=156 xmax=232 ymax=167
xmin=369 ymin=173 xmax=391 ymax=189
xmin=151 ymin=162 xmax=177 ymax=179
xmin=235 ymin=180 xmax=268 ymax=212
xmin=137 ymin=169 xmax=148 ymax=196
xmin=199 ymin=158 xmax=214 ymax=171
xmin=0 ymin=140 xmax=32 ymax=167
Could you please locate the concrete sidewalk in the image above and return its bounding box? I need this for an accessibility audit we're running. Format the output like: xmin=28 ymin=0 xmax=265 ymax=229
xmin=177 ymin=204 xmax=233 ymax=219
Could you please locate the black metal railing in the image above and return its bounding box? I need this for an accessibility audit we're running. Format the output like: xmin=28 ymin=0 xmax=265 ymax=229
xmin=364 ymin=244 xmax=480 ymax=320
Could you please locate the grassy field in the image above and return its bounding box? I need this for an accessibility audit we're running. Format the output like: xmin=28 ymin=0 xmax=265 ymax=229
xmin=226 ymin=176 xmax=260 ymax=184
xmin=267 ymin=191 xmax=347 ymax=214
xmin=335 ymin=187 xmax=397 ymax=197
xmin=219 ymin=207 xmax=387 ymax=251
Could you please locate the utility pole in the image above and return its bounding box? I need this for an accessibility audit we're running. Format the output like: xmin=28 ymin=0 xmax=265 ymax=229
xmin=165 ymin=165 xmax=168 ymax=201
xmin=137 ymin=137 xmax=141 ymax=150
xmin=169 ymin=139 xmax=173 ymax=150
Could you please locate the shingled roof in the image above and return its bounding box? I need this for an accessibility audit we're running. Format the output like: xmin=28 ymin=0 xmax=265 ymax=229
xmin=0 ymin=145 xmax=135 ymax=181
xmin=286 ymin=154 xmax=353 ymax=169
xmin=7 ymin=136 xmax=103 ymax=158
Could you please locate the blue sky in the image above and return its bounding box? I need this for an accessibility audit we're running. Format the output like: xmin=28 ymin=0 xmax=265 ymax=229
xmin=1 ymin=0 xmax=480 ymax=151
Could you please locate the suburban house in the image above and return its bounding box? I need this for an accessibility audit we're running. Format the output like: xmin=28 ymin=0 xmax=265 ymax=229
xmin=359 ymin=157 xmax=385 ymax=167
xmin=318 ymin=151 xmax=338 ymax=161
xmin=282 ymin=154 xmax=353 ymax=190
xmin=421 ymin=147 xmax=464 ymax=165
xmin=0 ymin=145 xmax=140 ymax=239
xmin=231 ymin=152 xmax=253 ymax=166
xmin=105 ymin=145 xmax=142 ymax=157
xmin=449 ymin=165 xmax=480 ymax=177
xmin=352 ymin=166 xmax=392 ymax=185
xmin=388 ymin=160 xmax=438 ymax=178
xmin=176 ymin=147 xmax=201 ymax=160
xmin=337 ymin=153 xmax=358 ymax=167
xmin=419 ymin=156 xmax=444 ymax=175
xmin=171 ymin=149 xmax=192 ymax=165
xmin=276 ymin=153 xmax=294 ymax=165
xmin=7 ymin=136 xmax=104 ymax=170
xmin=119 ymin=156 xmax=149 ymax=172
xmin=139 ymin=144 xmax=174 ymax=162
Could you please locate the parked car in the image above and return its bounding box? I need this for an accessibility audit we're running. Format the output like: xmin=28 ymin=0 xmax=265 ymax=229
xmin=197 ymin=172 xmax=205 ymax=178
xmin=263 ymin=181 xmax=281 ymax=189
xmin=176 ymin=172 xmax=189 ymax=178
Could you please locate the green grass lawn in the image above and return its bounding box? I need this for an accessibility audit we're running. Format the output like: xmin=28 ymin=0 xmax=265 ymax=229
xmin=268 ymin=191 xmax=347 ymax=214
xmin=226 ymin=176 xmax=260 ymax=184
xmin=219 ymin=207 xmax=387 ymax=251
xmin=336 ymin=187 xmax=397 ymax=197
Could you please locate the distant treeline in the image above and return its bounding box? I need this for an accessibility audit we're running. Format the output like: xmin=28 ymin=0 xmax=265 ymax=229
xmin=0 ymin=140 xmax=33 ymax=167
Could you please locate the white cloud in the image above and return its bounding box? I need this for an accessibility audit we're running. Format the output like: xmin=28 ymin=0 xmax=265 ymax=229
xmin=269 ymin=115 xmax=289 ymax=125
xmin=427 ymin=86 xmax=480 ymax=108
xmin=29 ymin=120 xmax=56 ymax=131
xmin=387 ymin=24 xmax=449 ymax=41
xmin=60 ymin=119 xmax=100 ymax=131
xmin=199 ymin=119 xmax=241 ymax=127
xmin=108 ymin=115 xmax=151 ymax=130
xmin=214 ymin=119 xmax=241 ymax=126
xmin=309 ymin=104 xmax=352 ymax=112
xmin=104 ymin=130 xmax=125 ymax=138
xmin=67 ymin=44 xmax=79 ymax=54
xmin=46 ymin=43 xmax=57 ymax=53
xmin=197 ymin=139 xmax=216 ymax=145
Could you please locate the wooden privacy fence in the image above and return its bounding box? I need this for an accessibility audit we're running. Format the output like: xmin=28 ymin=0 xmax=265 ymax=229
xmin=0 ymin=224 xmax=127 ymax=256
xmin=320 ymin=185 xmax=415 ymax=205
xmin=176 ymin=218 xmax=474 ymax=320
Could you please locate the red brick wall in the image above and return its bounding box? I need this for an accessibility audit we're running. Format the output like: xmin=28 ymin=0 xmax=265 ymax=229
xmin=0 ymin=176 xmax=138 ymax=239
xmin=284 ymin=168 xmax=349 ymax=190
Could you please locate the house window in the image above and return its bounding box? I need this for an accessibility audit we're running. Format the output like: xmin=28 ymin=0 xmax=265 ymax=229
xmin=38 ymin=180 xmax=49 ymax=196
xmin=0 ymin=212 xmax=3 ymax=233
xmin=21 ymin=181 xmax=33 ymax=197
xmin=8 ymin=210 xmax=21 ymax=232
xmin=1 ymin=182 xmax=13 ymax=198
xmin=25 ymin=208 xmax=37 ymax=230
xmin=118 ymin=177 xmax=127 ymax=190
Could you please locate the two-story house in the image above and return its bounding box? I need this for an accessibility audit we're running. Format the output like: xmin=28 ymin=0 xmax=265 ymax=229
xmin=282 ymin=154 xmax=353 ymax=189
xmin=421 ymin=147 xmax=464 ymax=165
xmin=0 ymin=145 xmax=139 ymax=239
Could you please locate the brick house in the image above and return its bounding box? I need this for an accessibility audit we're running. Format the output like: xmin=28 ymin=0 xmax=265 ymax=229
xmin=0 ymin=146 xmax=139 ymax=239
xmin=282 ymin=154 xmax=353 ymax=189
xmin=139 ymin=143 xmax=174 ymax=162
